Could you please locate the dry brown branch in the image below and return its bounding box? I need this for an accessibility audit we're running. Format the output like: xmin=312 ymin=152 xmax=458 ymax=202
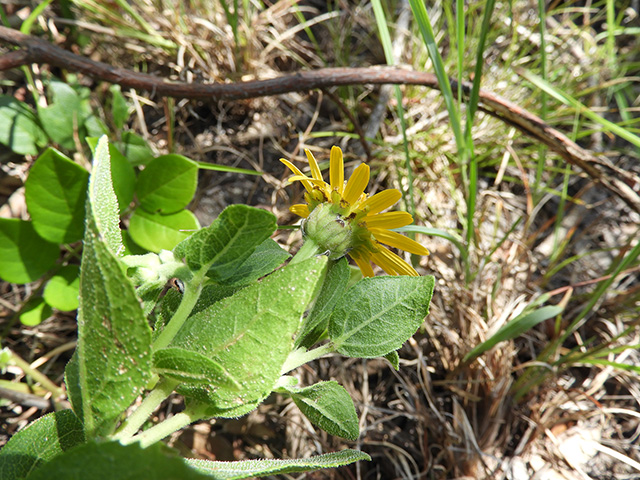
xmin=1 ymin=25 xmax=639 ymax=212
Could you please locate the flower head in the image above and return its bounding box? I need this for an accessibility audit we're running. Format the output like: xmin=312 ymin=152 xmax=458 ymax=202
xmin=281 ymin=146 xmax=429 ymax=276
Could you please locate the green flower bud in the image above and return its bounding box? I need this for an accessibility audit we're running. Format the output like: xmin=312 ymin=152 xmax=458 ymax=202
xmin=302 ymin=203 xmax=353 ymax=260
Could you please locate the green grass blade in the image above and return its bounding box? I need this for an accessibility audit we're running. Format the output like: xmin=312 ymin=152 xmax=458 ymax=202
xmin=196 ymin=162 xmax=262 ymax=176
xmin=395 ymin=225 xmax=467 ymax=266
xmin=463 ymin=304 xmax=564 ymax=363
xmin=520 ymin=70 xmax=640 ymax=149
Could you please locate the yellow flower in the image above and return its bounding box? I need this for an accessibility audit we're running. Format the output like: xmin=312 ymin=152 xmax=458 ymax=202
xmin=281 ymin=146 xmax=429 ymax=276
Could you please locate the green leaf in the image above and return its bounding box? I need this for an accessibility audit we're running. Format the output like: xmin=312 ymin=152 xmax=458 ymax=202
xmin=463 ymin=304 xmax=564 ymax=363
xmin=383 ymin=350 xmax=400 ymax=370
xmin=136 ymin=154 xmax=198 ymax=214
xmin=24 ymin=148 xmax=89 ymax=243
xmin=71 ymin=135 xmax=152 ymax=438
xmin=43 ymin=264 xmax=80 ymax=311
xmin=118 ymin=131 xmax=154 ymax=166
xmin=86 ymin=137 xmax=136 ymax=214
xmin=296 ymin=257 xmax=349 ymax=349
xmin=0 ymin=95 xmax=47 ymax=155
xmin=37 ymin=81 xmax=87 ymax=149
xmin=129 ymin=208 xmax=200 ymax=253
xmin=153 ymin=347 xmax=241 ymax=389
xmin=185 ymin=449 xmax=370 ymax=479
xmin=0 ymin=218 xmax=59 ymax=283
xmin=109 ymin=85 xmax=129 ymax=129
xmin=19 ymin=297 xmax=52 ymax=326
xmin=329 ymin=275 xmax=435 ymax=358
xmin=88 ymin=136 xmax=123 ymax=255
xmin=174 ymin=205 xmax=277 ymax=282
xmin=219 ymin=238 xmax=290 ymax=286
xmin=23 ymin=441 xmax=210 ymax=480
xmin=172 ymin=257 xmax=327 ymax=412
xmin=287 ymin=381 xmax=359 ymax=440
xmin=0 ymin=410 xmax=84 ymax=480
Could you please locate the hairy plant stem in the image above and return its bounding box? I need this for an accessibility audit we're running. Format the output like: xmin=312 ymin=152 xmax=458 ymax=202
xmin=152 ymin=268 xmax=206 ymax=350
xmin=281 ymin=344 xmax=335 ymax=375
xmin=112 ymin=377 xmax=179 ymax=442
xmin=131 ymin=403 xmax=209 ymax=448
xmin=289 ymin=238 xmax=321 ymax=265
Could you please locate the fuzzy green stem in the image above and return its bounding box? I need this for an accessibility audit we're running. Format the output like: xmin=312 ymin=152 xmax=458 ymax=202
xmin=10 ymin=352 xmax=63 ymax=398
xmin=131 ymin=403 xmax=209 ymax=448
xmin=289 ymin=238 xmax=321 ymax=266
xmin=281 ymin=344 xmax=335 ymax=375
xmin=152 ymin=269 xmax=205 ymax=350
xmin=112 ymin=378 xmax=179 ymax=442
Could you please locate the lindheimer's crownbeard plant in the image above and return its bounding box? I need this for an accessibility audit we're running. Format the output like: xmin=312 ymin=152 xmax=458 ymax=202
xmin=281 ymin=146 xmax=429 ymax=276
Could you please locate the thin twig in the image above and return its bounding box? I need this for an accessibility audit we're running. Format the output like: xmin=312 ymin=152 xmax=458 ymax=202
xmin=1 ymin=25 xmax=638 ymax=211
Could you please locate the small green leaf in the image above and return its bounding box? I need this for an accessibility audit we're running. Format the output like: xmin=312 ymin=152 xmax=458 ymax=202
xmin=118 ymin=131 xmax=154 ymax=166
xmin=129 ymin=208 xmax=200 ymax=252
xmin=23 ymin=441 xmax=210 ymax=480
xmin=25 ymin=148 xmax=89 ymax=244
xmin=174 ymin=205 xmax=276 ymax=281
xmin=0 ymin=95 xmax=47 ymax=155
xmin=383 ymin=350 xmax=400 ymax=370
xmin=172 ymin=257 xmax=327 ymax=412
xmin=287 ymin=381 xmax=359 ymax=440
xmin=136 ymin=154 xmax=198 ymax=214
xmin=463 ymin=304 xmax=565 ymax=363
xmin=296 ymin=257 xmax=349 ymax=349
xmin=220 ymin=238 xmax=290 ymax=286
xmin=185 ymin=449 xmax=370 ymax=479
xmin=0 ymin=410 xmax=84 ymax=480
xmin=37 ymin=81 xmax=86 ymax=149
xmin=43 ymin=265 xmax=80 ymax=311
xmin=0 ymin=218 xmax=59 ymax=284
xmin=153 ymin=347 xmax=241 ymax=389
xmin=86 ymin=137 xmax=136 ymax=214
xmin=71 ymin=135 xmax=152 ymax=438
xmin=19 ymin=297 xmax=52 ymax=326
xmin=109 ymin=85 xmax=129 ymax=129
xmin=329 ymin=275 xmax=435 ymax=358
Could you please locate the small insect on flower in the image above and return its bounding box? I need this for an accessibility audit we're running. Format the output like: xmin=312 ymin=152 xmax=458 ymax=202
xmin=281 ymin=146 xmax=429 ymax=276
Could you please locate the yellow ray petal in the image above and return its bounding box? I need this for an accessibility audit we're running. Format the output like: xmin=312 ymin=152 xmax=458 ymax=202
xmin=365 ymin=211 xmax=413 ymax=229
xmin=350 ymin=250 xmax=375 ymax=277
xmin=290 ymin=204 xmax=310 ymax=218
xmin=370 ymin=229 xmax=430 ymax=256
xmin=280 ymin=159 xmax=313 ymax=192
xmin=288 ymin=175 xmax=326 ymax=187
xmin=329 ymin=146 xmax=344 ymax=194
xmin=373 ymin=247 xmax=419 ymax=276
xmin=369 ymin=249 xmax=398 ymax=276
xmin=343 ymin=163 xmax=370 ymax=205
xmin=304 ymin=149 xmax=323 ymax=182
xmin=359 ymin=189 xmax=402 ymax=215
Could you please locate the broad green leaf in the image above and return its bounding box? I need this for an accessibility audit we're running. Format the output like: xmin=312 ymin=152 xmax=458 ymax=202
xmin=0 ymin=95 xmax=47 ymax=155
xmin=24 ymin=441 xmax=210 ymax=480
xmin=71 ymin=135 xmax=152 ymax=437
xmin=174 ymin=205 xmax=276 ymax=281
xmin=88 ymin=136 xmax=123 ymax=255
xmin=129 ymin=208 xmax=199 ymax=252
xmin=153 ymin=347 xmax=241 ymax=389
xmin=296 ymin=257 xmax=349 ymax=349
xmin=287 ymin=381 xmax=359 ymax=440
xmin=118 ymin=131 xmax=154 ymax=166
xmin=19 ymin=297 xmax=52 ymax=326
xmin=463 ymin=304 xmax=564 ymax=363
xmin=185 ymin=449 xmax=370 ymax=479
xmin=0 ymin=218 xmax=59 ymax=283
xmin=43 ymin=265 xmax=80 ymax=311
xmin=172 ymin=257 xmax=327 ymax=412
xmin=329 ymin=275 xmax=435 ymax=358
xmin=24 ymin=148 xmax=89 ymax=244
xmin=109 ymin=85 xmax=129 ymax=129
xmin=37 ymin=81 xmax=87 ymax=149
xmin=86 ymin=137 xmax=136 ymax=214
xmin=0 ymin=410 xmax=84 ymax=480
xmin=219 ymin=238 xmax=290 ymax=286
xmin=136 ymin=154 xmax=198 ymax=214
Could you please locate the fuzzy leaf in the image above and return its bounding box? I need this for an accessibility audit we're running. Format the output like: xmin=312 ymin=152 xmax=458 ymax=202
xmin=0 ymin=95 xmax=47 ymax=155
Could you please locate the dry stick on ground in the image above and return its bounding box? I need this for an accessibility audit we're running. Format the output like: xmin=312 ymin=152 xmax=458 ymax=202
xmin=1 ymin=26 xmax=639 ymax=212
